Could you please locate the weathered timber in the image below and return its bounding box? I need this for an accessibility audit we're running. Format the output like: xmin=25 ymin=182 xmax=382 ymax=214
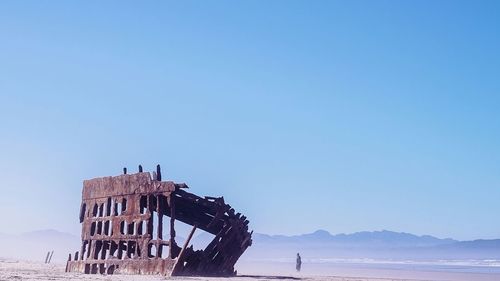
xmin=44 ymin=251 xmax=50 ymax=264
xmin=66 ymin=166 xmax=252 ymax=277
xmin=48 ymin=251 xmax=54 ymax=263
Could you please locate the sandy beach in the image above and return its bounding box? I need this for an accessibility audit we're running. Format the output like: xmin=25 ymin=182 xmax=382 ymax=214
xmin=1 ymin=259 xmax=499 ymax=281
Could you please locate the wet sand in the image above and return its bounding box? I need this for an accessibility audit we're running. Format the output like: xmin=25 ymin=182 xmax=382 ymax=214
xmin=1 ymin=259 xmax=499 ymax=281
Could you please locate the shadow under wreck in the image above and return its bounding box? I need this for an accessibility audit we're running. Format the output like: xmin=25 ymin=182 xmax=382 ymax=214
xmin=65 ymin=165 xmax=252 ymax=277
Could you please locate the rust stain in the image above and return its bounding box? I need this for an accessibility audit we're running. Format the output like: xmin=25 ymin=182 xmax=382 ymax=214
xmin=66 ymin=165 xmax=252 ymax=276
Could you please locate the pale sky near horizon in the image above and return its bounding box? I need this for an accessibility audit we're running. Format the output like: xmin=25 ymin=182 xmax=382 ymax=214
xmin=0 ymin=1 xmax=499 ymax=241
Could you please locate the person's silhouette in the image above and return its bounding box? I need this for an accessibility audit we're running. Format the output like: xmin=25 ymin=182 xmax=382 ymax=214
xmin=296 ymin=253 xmax=302 ymax=272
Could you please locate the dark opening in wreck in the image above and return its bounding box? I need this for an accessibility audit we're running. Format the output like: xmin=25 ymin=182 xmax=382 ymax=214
xmin=65 ymin=165 xmax=252 ymax=276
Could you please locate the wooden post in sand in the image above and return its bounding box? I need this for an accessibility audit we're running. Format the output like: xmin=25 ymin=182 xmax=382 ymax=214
xmin=48 ymin=251 xmax=54 ymax=264
xmin=65 ymin=254 xmax=71 ymax=272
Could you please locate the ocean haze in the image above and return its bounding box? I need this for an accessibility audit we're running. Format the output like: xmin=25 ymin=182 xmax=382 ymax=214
xmin=0 ymin=229 xmax=80 ymax=263
xmin=2 ymin=229 xmax=499 ymax=263
xmin=245 ymin=230 xmax=500 ymax=261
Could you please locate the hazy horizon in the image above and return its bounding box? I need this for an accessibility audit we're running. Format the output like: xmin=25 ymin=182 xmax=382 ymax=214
xmin=0 ymin=224 xmax=495 ymax=243
xmin=1 ymin=1 xmax=500 ymax=241
xmin=2 ymin=227 xmax=500 ymax=266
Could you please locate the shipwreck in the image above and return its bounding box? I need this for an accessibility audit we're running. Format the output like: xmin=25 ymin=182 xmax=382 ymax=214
xmin=65 ymin=165 xmax=252 ymax=276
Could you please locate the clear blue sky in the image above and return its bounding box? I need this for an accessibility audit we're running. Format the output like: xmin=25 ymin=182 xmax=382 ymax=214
xmin=0 ymin=1 xmax=499 ymax=241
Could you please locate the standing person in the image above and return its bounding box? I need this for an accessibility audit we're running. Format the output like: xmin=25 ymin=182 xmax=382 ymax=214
xmin=296 ymin=253 xmax=302 ymax=272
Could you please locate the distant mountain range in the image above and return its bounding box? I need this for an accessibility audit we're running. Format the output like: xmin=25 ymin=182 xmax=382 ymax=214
xmin=253 ymin=229 xmax=457 ymax=247
xmin=1 ymin=229 xmax=499 ymax=262
xmin=244 ymin=230 xmax=500 ymax=260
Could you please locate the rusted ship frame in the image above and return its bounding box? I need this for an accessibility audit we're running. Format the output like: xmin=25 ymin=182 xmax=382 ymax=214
xmin=66 ymin=165 xmax=252 ymax=276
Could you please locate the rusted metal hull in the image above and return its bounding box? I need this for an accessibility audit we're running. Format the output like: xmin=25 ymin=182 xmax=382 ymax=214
xmin=66 ymin=167 xmax=252 ymax=276
xmin=66 ymin=259 xmax=176 ymax=275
